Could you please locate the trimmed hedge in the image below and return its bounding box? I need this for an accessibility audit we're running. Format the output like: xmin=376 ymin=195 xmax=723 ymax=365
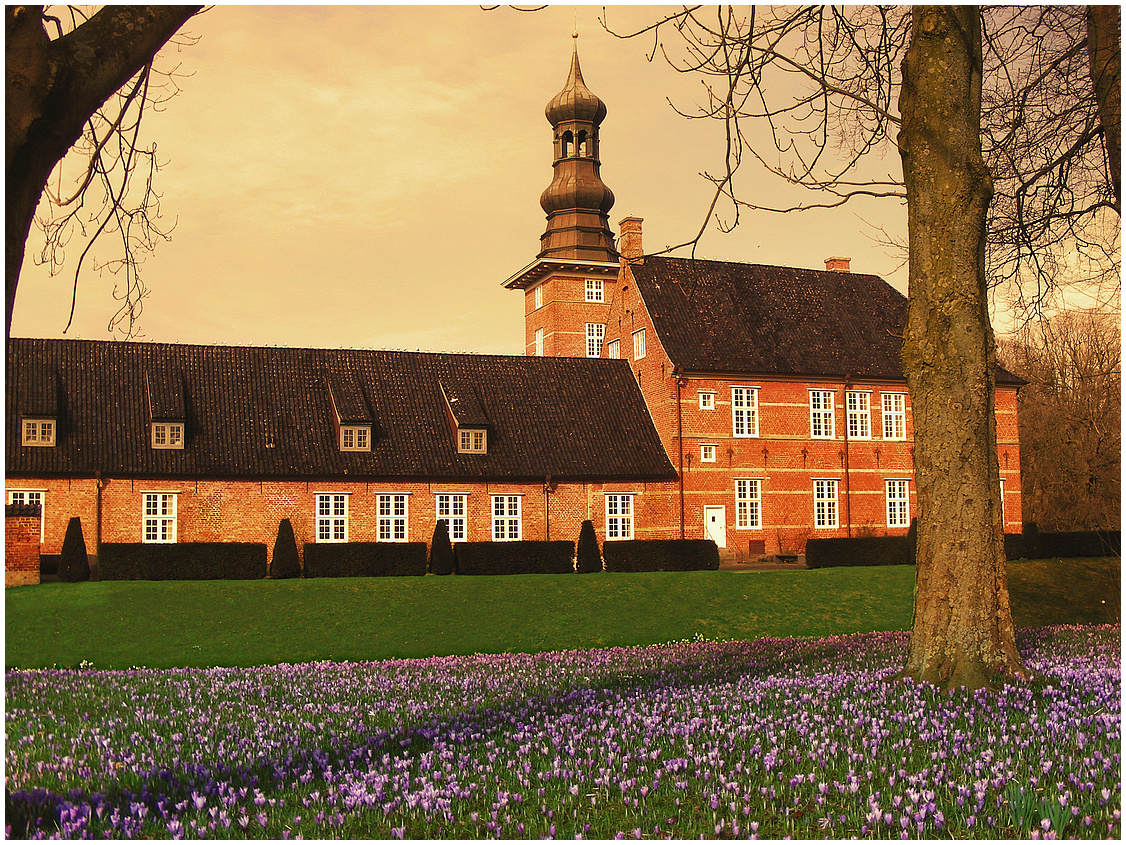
xmin=602 ymin=539 xmax=721 ymax=573
xmin=99 ymin=543 xmax=267 ymax=580
xmin=302 ymin=542 xmax=427 ymax=578
xmin=576 ymin=520 xmax=602 ymax=573
xmin=429 ymin=521 xmax=455 ymax=575
xmin=805 ymin=535 xmax=911 ymax=569
xmin=58 ymin=517 xmax=90 ymax=582
xmin=454 ymin=541 xmax=575 ymax=576
xmin=270 ymin=519 xmax=301 ymax=579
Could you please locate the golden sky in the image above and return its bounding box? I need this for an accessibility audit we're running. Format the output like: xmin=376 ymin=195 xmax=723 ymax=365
xmin=11 ymin=5 xmax=911 ymax=353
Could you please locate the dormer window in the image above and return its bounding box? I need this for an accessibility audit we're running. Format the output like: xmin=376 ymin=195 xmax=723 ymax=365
xmin=340 ymin=425 xmax=371 ymax=452
xmin=151 ymin=422 xmax=184 ymax=449
xmin=22 ymin=418 xmax=56 ymax=447
xmin=458 ymin=428 xmax=487 ymax=454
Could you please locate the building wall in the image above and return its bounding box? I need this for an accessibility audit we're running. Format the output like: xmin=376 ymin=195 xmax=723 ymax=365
xmin=5 ymin=511 xmax=41 ymax=587
xmin=525 ymin=272 xmax=613 ymax=358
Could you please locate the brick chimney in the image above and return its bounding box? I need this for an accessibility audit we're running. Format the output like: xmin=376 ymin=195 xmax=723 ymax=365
xmin=824 ymin=256 xmax=851 ymax=273
xmin=619 ymin=216 xmax=644 ymax=263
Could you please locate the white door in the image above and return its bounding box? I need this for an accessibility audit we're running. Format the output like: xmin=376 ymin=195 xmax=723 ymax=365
xmin=704 ymin=506 xmax=726 ymax=548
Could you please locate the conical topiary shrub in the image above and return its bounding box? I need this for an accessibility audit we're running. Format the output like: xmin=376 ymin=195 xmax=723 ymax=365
xmin=270 ymin=518 xmax=301 ymax=579
xmin=58 ymin=516 xmax=90 ymax=582
xmin=429 ymin=520 xmax=455 ymax=575
xmin=576 ymin=519 xmax=602 ymax=573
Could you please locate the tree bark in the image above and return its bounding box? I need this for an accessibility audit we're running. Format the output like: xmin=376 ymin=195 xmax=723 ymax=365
xmin=898 ymin=6 xmax=1031 ymax=691
xmin=1087 ymin=4 xmax=1121 ymax=214
xmin=5 ymin=4 xmax=201 ymax=337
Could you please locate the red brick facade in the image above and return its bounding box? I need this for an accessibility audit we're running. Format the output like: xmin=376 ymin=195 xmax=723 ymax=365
xmin=5 ymin=511 xmax=41 ymax=587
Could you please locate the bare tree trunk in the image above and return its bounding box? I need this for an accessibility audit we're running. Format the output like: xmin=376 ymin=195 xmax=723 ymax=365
xmin=1087 ymin=4 xmax=1121 ymax=213
xmin=898 ymin=6 xmax=1031 ymax=691
xmin=5 ymin=5 xmax=200 ymax=337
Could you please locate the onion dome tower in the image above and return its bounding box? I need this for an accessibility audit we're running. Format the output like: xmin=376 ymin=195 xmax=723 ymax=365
xmin=537 ymin=34 xmax=618 ymax=262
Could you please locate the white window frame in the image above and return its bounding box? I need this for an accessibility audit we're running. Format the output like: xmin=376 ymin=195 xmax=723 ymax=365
xmin=143 ymin=492 xmax=178 ymax=543
xmin=632 ymin=328 xmax=647 ymax=360
xmin=7 ymin=490 xmax=46 ymax=542
xmin=377 ymin=494 xmax=409 ymax=542
xmin=534 ymin=285 xmax=544 ymax=310
xmin=813 ymin=479 xmax=839 ymax=530
xmin=605 ymin=493 xmax=634 ymax=540
xmin=458 ymin=429 xmax=487 ymax=454
xmin=698 ymin=391 xmax=716 ymax=410
xmin=586 ymin=323 xmax=605 ymax=358
xmin=534 ymin=327 xmax=544 ymax=357
xmin=606 ymin=338 xmax=620 ymax=359
xmin=735 ymin=479 xmax=762 ymax=530
xmin=999 ymin=480 xmax=1006 ymax=526
xmin=810 ymin=390 xmax=836 ymax=439
xmin=340 ymin=425 xmax=371 ymax=452
xmin=436 ymin=494 xmax=468 ymax=542
xmin=731 ymin=387 xmax=759 ymax=438
xmin=585 ymin=279 xmax=604 ymax=303
xmin=846 ymin=391 xmax=871 ymax=440
xmin=21 ymin=418 xmax=56 ymax=447
xmin=885 ymin=479 xmax=910 ymax=528
xmin=492 ymin=495 xmax=522 ymax=541
xmin=882 ymin=393 xmax=907 ymax=440
xmin=700 ymin=444 xmax=717 ymax=463
xmin=316 ymin=493 xmax=349 ymax=543
xmin=151 ymin=422 xmax=185 ymax=450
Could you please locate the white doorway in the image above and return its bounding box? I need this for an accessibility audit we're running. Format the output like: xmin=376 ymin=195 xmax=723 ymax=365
xmin=704 ymin=506 xmax=727 ymax=548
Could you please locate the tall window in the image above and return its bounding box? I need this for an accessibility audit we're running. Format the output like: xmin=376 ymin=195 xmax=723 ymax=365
xmin=436 ymin=494 xmax=467 ymax=541
xmin=316 ymin=493 xmax=348 ymax=542
xmin=585 ymin=279 xmax=604 ymax=302
xmin=7 ymin=490 xmax=45 ymax=542
xmin=21 ymin=419 xmax=55 ymax=447
xmin=605 ymin=494 xmax=634 ymax=540
xmin=846 ymin=391 xmax=871 ymax=439
xmin=534 ymin=327 xmax=544 ymax=357
xmin=586 ymin=323 xmax=605 ymax=358
xmin=810 ymin=390 xmax=836 ymax=439
xmin=885 ymin=479 xmax=910 ymax=528
xmin=632 ymin=328 xmax=646 ymax=360
xmin=735 ymin=479 xmax=761 ymax=529
xmin=882 ymin=393 xmax=907 ymax=440
xmin=999 ymin=480 xmax=1006 ymax=525
xmin=732 ymin=387 xmax=759 ymax=437
xmin=534 ymin=285 xmax=544 ymax=310
xmin=813 ymin=480 xmax=839 ymax=529
xmin=606 ymin=338 xmax=620 ymax=359
xmin=492 ymin=495 xmax=521 ymax=541
xmin=377 ymin=494 xmax=408 ymax=541
xmin=143 ymin=493 xmax=178 ymax=543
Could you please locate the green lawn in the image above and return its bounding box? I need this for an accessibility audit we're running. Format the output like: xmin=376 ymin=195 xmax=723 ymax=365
xmin=5 ymin=558 xmax=1118 ymax=669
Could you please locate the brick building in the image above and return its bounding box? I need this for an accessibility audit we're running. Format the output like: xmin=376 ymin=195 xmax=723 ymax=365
xmin=6 ymin=40 xmax=1022 ymax=568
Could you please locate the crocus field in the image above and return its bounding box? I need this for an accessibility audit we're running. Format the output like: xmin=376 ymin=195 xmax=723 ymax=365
xmin=5 ymin=625 xmax=1120 ymax=840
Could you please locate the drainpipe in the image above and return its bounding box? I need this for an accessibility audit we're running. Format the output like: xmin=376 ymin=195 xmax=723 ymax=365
xmin=544 ymin=475 xmax=551 ymax=541
xmin=94 ymin=472 xmax=103 ymax=554
xmin=674 ymin=367 xmax=686 ymax=539
xmin=843 ymin=376 xmax=852 ymax=538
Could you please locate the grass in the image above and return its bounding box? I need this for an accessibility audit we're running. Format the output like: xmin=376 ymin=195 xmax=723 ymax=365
xmin=5 ymin=557 xmax=1118 ymax=669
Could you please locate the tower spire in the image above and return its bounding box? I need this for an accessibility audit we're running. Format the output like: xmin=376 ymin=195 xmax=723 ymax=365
xmin=538 ymin=36 xmax=617 ymax=262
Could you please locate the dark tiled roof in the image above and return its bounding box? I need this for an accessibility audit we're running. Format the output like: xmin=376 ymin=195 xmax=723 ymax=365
xmin=632 ymin=256 xmax=1023 ymax=384
xmin=7 ymin=339 xmax=676 ymax=482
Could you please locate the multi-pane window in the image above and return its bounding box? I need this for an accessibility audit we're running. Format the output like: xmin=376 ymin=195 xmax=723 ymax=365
xmin=882 ymin=393 xmax=907 ymax=440
xmin=606 ymin=338 xmax=620 ymax=359
xmin=340 ymin=426 xmax=370 ymax=451
xmin=586 ymin=323 xmax=605 ymax=358
xmin=534 ymin=328 xmax=544 ymax=357
xmin=605 ymin=494 xmax=634 ymax=540
xmin=143 ymin=493 xmax=177 ymax=543
xmin=7 ymin=490 xmax=45 ymax=542
xmin=585 ymin=279 xmax=604 ymax=302
xmin=699 ymin=391 xmax=716 ymax=410
xmin=813 ymin=480 xmax=839 ymax=529
xmin=316 ymin=493 xmax=348 ymax=542
xmin=21 ymin=419 xmax=55 ymax=446
xmin=810 ymin=390 xmax=836 ymax=439
xmin=735 ymin=479 xmax=762 ymax=530
xmin=846 ymin=391 xmax=871 ymax=439
xmin=732 ymin=387 xmax=759 ymax=437
xmin=492 ymin=495 xmax=521 ymax=541
xmin=378 ymin=494 xmax=408 ymax=542
xmin=885 ymin=479 xmax=910 ymax=528
xmin=632 ymin=328 xmax=646 ymax=360
xmin=534 ymin=285 xmax=544 ymax=310
xmin=701 ymin=444 xmax=717 ymax=463
xmin=436 ymin=494 xmax=467 ymax=541
xmin=458 ymin=429 xmax=487 ymax=454
xmin=152 ymin=422 xmax=184 ymax=449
